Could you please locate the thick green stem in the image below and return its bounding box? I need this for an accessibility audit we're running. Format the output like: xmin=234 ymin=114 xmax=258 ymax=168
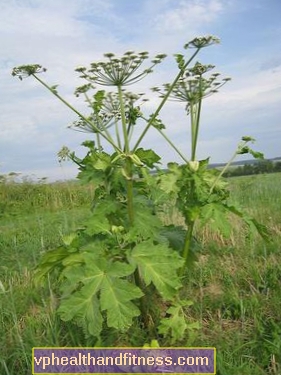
xmin=180 ymin=220 xmax=195 ymax=276
xmin=117 ymin=85 xmax=150 ymax=328
xmin=192 ymin=79 xmax=203 ymax=161
xmin=118 ymin=85 xmax=129 ymax=153
xmin=125 ymin=159 xmax=134 ymax=225
xmin=190 ymin=102 xmax=196 ymax=161
xmin=133 ymin=48 xmax=201 ymax=151
xmin=32 ymin=74 xmax=122 ymax=153
xmin=115 ymin=119 xmax=122 ymax=149
xmin=96 ymin=132 xmax=101 ymax=151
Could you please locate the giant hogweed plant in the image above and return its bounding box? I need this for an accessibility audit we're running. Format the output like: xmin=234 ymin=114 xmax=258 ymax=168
xmin=12 ymin=36 xmax=269 ymax=344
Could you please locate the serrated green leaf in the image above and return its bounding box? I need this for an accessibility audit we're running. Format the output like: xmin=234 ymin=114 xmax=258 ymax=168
xmin=135 ymin=148 xmax=161 ymax=168
xmin=58 ymin=287 xmax=103 ymax=337
xmin=77 ymin=167 xmax=104 ymax=185
xmin=199 ymin=203 xmax=232 ymax=237
xmin=34 ymin=246 xmax=74 ymax=284
xmin=61 ymin=253 xmax=85 ymax=267
xmin=61 ymin=257 xmax=106 ymax=291
xmin=59 ymin=255 xmax=141 ymax=335
xmin=174 ymin=54 xmax=185 ymax=69
xmin=85 ymin=200 xmax=118 ymax=236
xmin=159 ymin=163 xmax=181 ymax=194
xmin=93 ymin=154 xmax=111 ymax=170
xmin=248 ymin=149 xmax=264 ymax=160
xmin=158 ymin=301 xmax=198 ymax=343
xmin=106 ymin=261 xmax=136 ymax=277
xmin=126 ymin=204 xmax=162 ymax=241
xmin=130 ymin=241 xmax=183 ymax=299
xmin=159 ymin=225 xmax=186 ymax=252
xmin=100 ymin=278 xmax=142 ymax=330
xmin=85 ymin=215 xmax=111 ymax=235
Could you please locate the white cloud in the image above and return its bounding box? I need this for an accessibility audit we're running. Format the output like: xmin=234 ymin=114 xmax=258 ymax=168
xmin=0 ymin=0 xmax=280 ymax=179
xmin=154 ymin=0 xmax=224 ymax=33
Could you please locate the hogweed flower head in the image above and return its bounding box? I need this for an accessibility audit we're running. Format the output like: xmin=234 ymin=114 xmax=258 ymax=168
xmin=184 ymin=35 xmax=220 ymax=49
xmin=69 ymin=91 xmax=146 ymax=134
xmin=12 ymin=64 xmax=47 ymax=80
xmin=152 ymin=61 xmax=231 ymax=113
xmin=74 ymin=83 xmax=94 ymax=97
xmin=75 ymin=51 xmax=167 ymax=87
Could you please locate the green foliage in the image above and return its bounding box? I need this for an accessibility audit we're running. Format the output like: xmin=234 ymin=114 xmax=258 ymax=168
xmin=159 ymin=300 xmax=199 ymax=344
xmin=11 ymin=35 xmax=270 ymax=345
xmin=58 ymin=254 xmax=142 ymax=336
xmin=129 ymin=241 xmax=183 ymax=299
xmin=1 ymin=173 xmax=281 ymax=374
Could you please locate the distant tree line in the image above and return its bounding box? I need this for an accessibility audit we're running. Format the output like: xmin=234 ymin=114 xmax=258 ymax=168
xmin=223 ymin=160 xmax=281 ymax=177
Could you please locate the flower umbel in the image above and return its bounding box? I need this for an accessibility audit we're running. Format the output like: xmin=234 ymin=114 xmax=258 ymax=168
xmin=152 ymin=61 xmax=231 ymax=113
xmin=75 ymin=51 xmax=167 ymax=87
xmin=184 ymin=35 xmax=220 ymax=49
xmin=69 ymin=91 xmax=146 ymax=134
xmin=12 ymin=64 xmax=47 ymax=80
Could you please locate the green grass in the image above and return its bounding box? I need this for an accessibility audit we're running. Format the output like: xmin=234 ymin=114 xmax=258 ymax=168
xmin=0 ymin=174 xmax=281 ymax=374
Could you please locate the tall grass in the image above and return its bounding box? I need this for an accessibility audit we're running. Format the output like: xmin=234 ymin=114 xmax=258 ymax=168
xmin=0 ymin=178 xmax=94 ymax=217
xmin=0 ymin=173 xmax=281 ymax=374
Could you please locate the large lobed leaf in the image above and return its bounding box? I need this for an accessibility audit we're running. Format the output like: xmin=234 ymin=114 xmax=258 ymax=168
xmin=58 ymin=254 xmax=142 ymax=337
xmin=129 ymin=241 xmax=184 ymax=300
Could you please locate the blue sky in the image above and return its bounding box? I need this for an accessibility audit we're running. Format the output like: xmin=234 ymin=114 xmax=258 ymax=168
xmin=0 ymin=0 xmax=280 ymax=181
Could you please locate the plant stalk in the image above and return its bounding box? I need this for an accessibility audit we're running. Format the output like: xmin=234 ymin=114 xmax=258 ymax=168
xmin=209 ymin=140 xmax=249 ymax=195
xmin=140 ymin=115 xmax=189 ymax=163
xmin=117 ymin=85 xmax=150 ymax=328
xmin=32 ymin=74 xmax=122 ymax=153
xmin=180 ymin=220 xmax=195 ymax=276
xmin=192 ymin=78 xmax=203 ymax=161
xmin=133 ymin=48 xmax=201 ymax=151
xmin=118 ymin=85 xmax=129 ymax=154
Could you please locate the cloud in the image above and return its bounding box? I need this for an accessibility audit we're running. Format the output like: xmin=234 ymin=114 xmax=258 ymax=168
xmin=0 ymin=0 xmax=280 ymax=179
xmin=153 ymin=0 xmax=224 ymax=33
xmin=260 ymin=56 xmax=281 ymax=71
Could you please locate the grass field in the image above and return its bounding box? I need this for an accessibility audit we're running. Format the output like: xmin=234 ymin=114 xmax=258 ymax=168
xmin=0 ymin=173 xmax=281 ymax=374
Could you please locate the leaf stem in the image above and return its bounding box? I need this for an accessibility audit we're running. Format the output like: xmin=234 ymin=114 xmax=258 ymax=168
xmin=139 ymin=115 xmax=189 ymax=163
xmin=209 ymin=140 xmax=248 ymax=195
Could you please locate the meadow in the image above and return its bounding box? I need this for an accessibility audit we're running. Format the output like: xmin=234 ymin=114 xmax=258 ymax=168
xmin=0 ymin=172 xmax=281 ymax=375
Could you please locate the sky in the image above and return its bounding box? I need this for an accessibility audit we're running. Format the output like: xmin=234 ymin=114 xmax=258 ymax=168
xmin=0 ymin=0 xmax=280 ymax=181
